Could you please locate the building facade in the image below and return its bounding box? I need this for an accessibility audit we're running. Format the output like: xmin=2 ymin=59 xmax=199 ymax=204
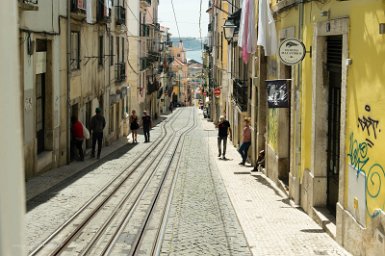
xmin=208 ymin=0 xmax=385 ymax=254
xmin=19 ymin=0 xmax=68 ymax=177
xmin=18 ymin=0 xmax=162 ymax=179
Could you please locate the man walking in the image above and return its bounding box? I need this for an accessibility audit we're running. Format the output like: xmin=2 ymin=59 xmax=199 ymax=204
xmin=90 ymin=107 xmax=106 ymax=159
xmin=217 ymin=115 xmax=232 ymax=160
xmin=142 ymin=110 xmax=152 ymax=142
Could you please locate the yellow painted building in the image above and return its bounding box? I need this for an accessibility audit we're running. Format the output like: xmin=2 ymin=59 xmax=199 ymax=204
xmin=266 ymin=0 xmax=385 ymax=254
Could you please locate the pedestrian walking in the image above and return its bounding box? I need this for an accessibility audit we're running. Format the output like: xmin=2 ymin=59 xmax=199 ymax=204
xmin=238 ymin=117 xmax=251 ymax=165
xmin=71 ymin=115 xmax=84 ymax=161
xmin=217 ymin=115 xmax=232 ymax=160
xmin=141 ymin=110 xmax=152 ymax=143
xmin=169 ymin=102 xmax=173 ymax=113
xmin=90 ymin=107 xmax=106 ymax=159
xmin=129 ymin=110 xmax=139 ymax=143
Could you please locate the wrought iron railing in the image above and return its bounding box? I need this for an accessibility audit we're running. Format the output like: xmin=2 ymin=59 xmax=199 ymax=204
xmin=140 ymin=58 xmax=149 ymax=71
xmin=22 ymin=0 xmax=38 ymax=4
xmin=233 ymin=79 xmax=248 ymax=112
xmin=140 ymin=24 xmax=150 ymax=37
xmin=115 ymin=63 xmax=126 ymax=83
xmin=115 ymin=6 xmax=126 ymax=25
xmin=141 ymin=0 xmax=151 ymax=5
xmin=97 ymin=2 xmax=111 ymax=23
xmin=71 ymin=0 xmax=86 ymax=13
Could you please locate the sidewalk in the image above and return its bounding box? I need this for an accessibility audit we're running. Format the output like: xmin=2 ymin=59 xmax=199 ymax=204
xmin=202 ymin=116 xmax=351 ymax=256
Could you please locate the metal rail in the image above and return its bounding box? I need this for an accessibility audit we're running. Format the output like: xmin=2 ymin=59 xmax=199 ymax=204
xmin=28 ymin=110 xmax=184 ymax=256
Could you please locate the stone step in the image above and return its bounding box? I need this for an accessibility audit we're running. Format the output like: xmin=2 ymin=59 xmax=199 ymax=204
xmin=312 ymin=207 xmax=337 ymax=240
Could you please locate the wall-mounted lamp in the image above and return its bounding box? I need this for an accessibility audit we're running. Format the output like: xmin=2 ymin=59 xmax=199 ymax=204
xmin=223 ymin=18 xmax=237 ymax=43
xmin=232 ymin=31 xmax=239 ymax=43
xmin=380 ymin=23 xmax=385 ymax=35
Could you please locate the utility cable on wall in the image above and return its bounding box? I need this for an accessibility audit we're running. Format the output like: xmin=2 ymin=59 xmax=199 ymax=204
xmin=170 ymin=0 xmax=181 ymax=42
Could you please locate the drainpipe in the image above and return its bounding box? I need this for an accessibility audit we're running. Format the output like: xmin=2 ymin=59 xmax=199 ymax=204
xmin=66 ymin=0 xmax=71 ymax=163
xmin=293 ymin=0 xmax=304 ymax=205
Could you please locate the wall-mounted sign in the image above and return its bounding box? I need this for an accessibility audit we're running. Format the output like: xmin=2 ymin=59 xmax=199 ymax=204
xmin=278 ymin=39 xmax=306 ymax=65
xmin=266 ymin=79 xmax=290 ymax=108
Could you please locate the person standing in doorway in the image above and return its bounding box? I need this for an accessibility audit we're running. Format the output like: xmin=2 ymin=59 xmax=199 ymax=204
xmin=90 ymin=107 xmax=106 ymax=159
xmin=142 ymin=110 xmax=152 ymax=143
xmin=217 ymin=115 xmax=232 ymax=160
xmin=238 ymin=117 xmax=251 ymax=165
xmin=71 ymin=115 xmax=84 ymax=161
xmin=129 ymin=110 xmax=139 ymax=143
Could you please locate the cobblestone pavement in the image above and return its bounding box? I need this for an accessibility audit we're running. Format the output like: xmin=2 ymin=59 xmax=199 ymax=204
xmin=160 ymin=112 xmax=252 ymax=255
xmin=26 ymin=108 xmax=352 ymax=256
xmin=25 ymin=116 xmax=164 ymax=252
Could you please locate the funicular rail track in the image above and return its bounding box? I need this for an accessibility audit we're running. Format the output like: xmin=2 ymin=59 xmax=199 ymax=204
xmin=28 ymin=108 xmax=196 ymax=256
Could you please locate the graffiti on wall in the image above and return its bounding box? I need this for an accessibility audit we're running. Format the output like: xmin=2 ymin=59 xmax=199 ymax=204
xmin=357 ymin=105 xmax=380 ymax=139
xmin=347 ymin=105 xmax=385 ymax=219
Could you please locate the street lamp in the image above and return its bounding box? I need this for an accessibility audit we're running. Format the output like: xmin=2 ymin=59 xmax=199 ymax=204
xmin=223 ymin=18 xmax=237 ymax=43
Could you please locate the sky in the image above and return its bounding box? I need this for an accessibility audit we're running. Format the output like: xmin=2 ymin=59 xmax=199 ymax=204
xmin=158 ymin=0 xmax=209 ymax=39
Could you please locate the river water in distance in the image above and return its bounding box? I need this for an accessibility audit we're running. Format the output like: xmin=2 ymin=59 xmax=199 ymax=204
xmin=186 ymin=50 xmax=203 ymax=63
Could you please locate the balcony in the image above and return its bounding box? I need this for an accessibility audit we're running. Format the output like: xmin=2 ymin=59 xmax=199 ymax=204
xmin=115 ymin=6 xmax=126 ymax=25
xmin=140 ymin=24 xmax=150 ymax=37
xmin=233 ymin=79 xmax=248 ymax=112
xmin=18 ymin=0 xmax=38 ymax=10
xmin=140 ymin=57 xmax=149 ymax=71
xmin=97 ymin=2 xmax=111 ymax=23
xmin=115 ymin=63 xmax=126 ymax=83
xmin=208 ymin=23 xmax=212 ymax=32
xmin=147 ymin=80 xmax=159 ymax=95
xmin=140 ymin=0 xmax=151 ymax=8
xmin=154 ymin=23 xmax=161 ymax=31
xmin=167 ymin=56 xmax=174 ymax=64
xmin=147 ymin=51 xmax=160 ymax=63
xmin=71 ymin=0 xmax=86 ymax=17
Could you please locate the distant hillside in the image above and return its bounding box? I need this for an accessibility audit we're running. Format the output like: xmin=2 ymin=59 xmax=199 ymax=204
xmin=170 ymin=37 xmax=203 ymax=51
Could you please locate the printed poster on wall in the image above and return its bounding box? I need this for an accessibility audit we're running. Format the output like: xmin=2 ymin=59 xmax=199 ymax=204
xmin=266 ymin=79 xmax=290 ymax=108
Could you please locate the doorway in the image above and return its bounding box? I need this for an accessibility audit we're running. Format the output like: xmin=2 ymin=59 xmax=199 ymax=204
xmin=36 ymin=73 xmax=46 ymax=154
xmin=326 ymin=35 xmax=342 ymax=214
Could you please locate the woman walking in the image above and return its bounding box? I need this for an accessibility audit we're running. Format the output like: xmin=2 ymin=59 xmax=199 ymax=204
xmin=129 ymin=110 xmax=139 ymax=143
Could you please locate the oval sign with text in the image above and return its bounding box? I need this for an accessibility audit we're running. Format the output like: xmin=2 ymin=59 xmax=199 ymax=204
xmin=279 ymin=39 xmax=306 ymax=65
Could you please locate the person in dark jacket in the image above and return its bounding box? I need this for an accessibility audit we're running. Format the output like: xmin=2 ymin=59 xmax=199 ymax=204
xmin=90 ymin=107 xmax=106 ymax=159
xmin=217 ymin=115 xmax=232 ymax=160
xmin=71 ymin=115 xmax=84 ymax=161
xmin=141 ymin=110 xmax=152 ymax=143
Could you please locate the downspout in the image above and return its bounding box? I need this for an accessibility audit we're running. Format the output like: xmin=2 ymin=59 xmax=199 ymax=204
xmin=66 ymin=0 xmax=71 ymax=163
xmin=293 ymin=0 xmax=304 ymax=204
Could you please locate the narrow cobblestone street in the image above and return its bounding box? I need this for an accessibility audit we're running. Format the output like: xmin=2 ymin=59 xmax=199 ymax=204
xmin=25 ymin=107 xmax=350 ymax=255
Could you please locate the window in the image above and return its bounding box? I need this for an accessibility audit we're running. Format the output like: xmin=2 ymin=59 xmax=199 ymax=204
xmin=70 ymin=31 xmax=80 ymax=70
xmin=110 ymin=36 xmax=114 ymax=66
xmin=99 ymin=35 xmax=104 ymax=66
xmin=121 ymin=37 xmax=124 ymax=62
xmin=116 ymin=37 xmax=120 ymax=63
